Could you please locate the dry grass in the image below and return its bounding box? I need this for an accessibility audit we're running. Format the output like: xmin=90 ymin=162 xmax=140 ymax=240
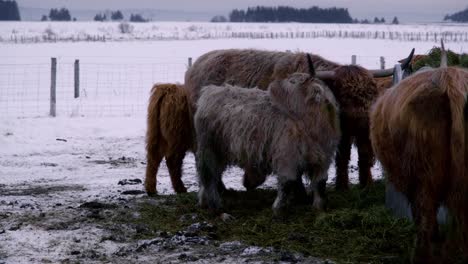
xmin=132 ymin=180 xmax=416 ymax=263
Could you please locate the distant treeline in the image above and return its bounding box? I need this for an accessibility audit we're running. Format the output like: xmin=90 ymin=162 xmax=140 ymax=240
xmin=0 ymin=0 xmax=20 ymax=21
xmin=229 ymin=6 xmax=353 ymax=23
xmin=444 ymin=7 xmax=468 ymax=22
xmin=48 ymin=8 xmax=72 ymax=21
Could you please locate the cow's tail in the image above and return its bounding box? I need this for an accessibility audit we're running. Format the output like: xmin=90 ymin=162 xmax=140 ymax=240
xmin=146 ymin=84 xmax=169 ymax=152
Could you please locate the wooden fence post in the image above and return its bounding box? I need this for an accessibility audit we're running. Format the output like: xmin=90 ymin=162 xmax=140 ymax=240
xmin=351 ymin=55 xmax=357 ymax=65
xmin=380 ymin=56 xmax=385 ymax=69
xmin=50 ymin=57 xmax=57 ymax=117
xmin=74 ymin=59 xmax=80 ymax=98
xmin=188 ymin=57 xmax=192 ymax=68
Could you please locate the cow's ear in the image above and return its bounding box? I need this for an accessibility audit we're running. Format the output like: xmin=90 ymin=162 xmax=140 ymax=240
xmin=269 ymin=79 xmax=305 ymax=117
xmin=269 ymin=79 xmax=288 ymax=103
xmin=269 ymin=79 xmax=292 ymax=114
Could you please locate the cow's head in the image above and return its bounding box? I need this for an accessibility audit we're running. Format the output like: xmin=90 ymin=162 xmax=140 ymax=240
xmin=269 ymin=55 xmax=338 ymax=121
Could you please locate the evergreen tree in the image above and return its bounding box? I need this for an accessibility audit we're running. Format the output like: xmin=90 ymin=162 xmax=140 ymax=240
xmin=0 ymin=0 xmax=21 ymax=21
xmin=228 ymin=5 xmax=353 ymax=23
xmin=210 ymin=15 xmax=227 ymax=22
xmin=49 ymin=7 xmax=71 ymax=21
xmin=111 ymin=10 xmax=124 ymax=21
xmin=130 ymin=14 xmax=147 ymax=22
xmin=94 ymin=13 xmax=106 ymax=22
xmin=229 ymin=9 xmax=245 ymax=22
xmin=444 ymin=7 xmax=468 ymax=22
xmin=41 ymin=15 xmax=48 ymax=21
xmin=392 ymin=16 xmax=399 ymax=24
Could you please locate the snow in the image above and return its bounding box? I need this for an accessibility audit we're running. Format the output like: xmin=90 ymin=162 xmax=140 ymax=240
xmin=2 ymin=37 xmax=467 ymax=118
xmin=0 ymin=21 xmax=467 ymax=43
xmin=0 ymin=21 xmax=463 ymax=263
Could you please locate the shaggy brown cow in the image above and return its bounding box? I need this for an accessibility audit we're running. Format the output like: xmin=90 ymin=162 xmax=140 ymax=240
xmin=370 ymin=61 xmax=468 ymax=263
xmin=145 ymin=83 xmax=263 ymax=194
xmin=145 ymin=83 xmax=192 ymax=194
xmin=185 ymin=49 xmax=412 ymax=190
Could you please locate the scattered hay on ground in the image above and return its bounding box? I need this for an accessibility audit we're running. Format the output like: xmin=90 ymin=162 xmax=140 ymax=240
xmin=129 ymin=180 xmax=415 ymax=263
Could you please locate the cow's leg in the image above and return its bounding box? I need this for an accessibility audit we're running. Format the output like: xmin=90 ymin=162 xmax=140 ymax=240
xmin=459 ymin=210 xmax=468 ymax=262
xmin=411 ymin=194 xmax=439 ymax=264
xmin=197 ymin=147 xmax=224 ymax=211
xmin=272 ymin=166 xmax=301 ymax=216
xmin=335 ymin=131 xmax=352 ymax=190
xmin=166 ymin=152 xmax=187 ymax=193
xmin=355 ymin=131 xmax=374 ymax=188
xmin=243 ymin=166 xmax=267 ymax=191
xmin=293 ymin=176 xmax=308 ymax=205
xmin=444 ymin=195 xmax=468 ymax=262
xmin=272 ymin=178 xmax=303 ymax=216
xmin=309 ymin=168 xmax=328 ymax=210
xmin=145 ymin=147 xmax=164 ymax=195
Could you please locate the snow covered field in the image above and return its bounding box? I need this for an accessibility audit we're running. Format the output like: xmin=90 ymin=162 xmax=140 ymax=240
xmin=0 ymin=116 xmax=375 ymax=263
xmin=2 ymin=37 xmax=467 ymax=118
xmin=1 ymin=21 xmax=467 ymax=43
xmin=0 ymin=21 xmax=466 ymax=263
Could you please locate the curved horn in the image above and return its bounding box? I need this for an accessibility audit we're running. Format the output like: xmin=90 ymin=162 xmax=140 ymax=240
xmin=440 ymin=40 xmax=447 ymax=68
xmin=306 ymin=54 xmax=316 ymax=77
xmin=315 ymin=71 xmax=336 ymax=80
xmin=392 ymin=64 xmax=403 ymax=85
xmin=369 ymin=68 xmax=395 ymax=78
xmin=372 ymin=48 xmax=416 ymax=78
xmin=400 ymin=48 xmax=415 ymax=70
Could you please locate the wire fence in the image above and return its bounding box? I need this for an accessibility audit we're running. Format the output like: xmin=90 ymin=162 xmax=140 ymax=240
xmin=0 ymin=57 xmax=188 ymax=118
xmin=0 ymin=55 xmax=399 ymax=118
xmin=5 ymin=28 xmax=468 ymax=44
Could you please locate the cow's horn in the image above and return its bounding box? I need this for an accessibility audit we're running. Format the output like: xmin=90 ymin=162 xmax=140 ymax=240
xmin=369 ymin=68 xmax=395 ymax=78
xmin=392 ymin=64 xmax=403 ymax=85
xmin=371 ymin=48 xmax=415 ymax=78
xmin=315 ymin=71 xmax=336 ymax=80
xmin=400 ymin=48 xmax=415 ymax=70
xmin=306 ymin=54 xmax=316 ymax=77
xmin=440 ymin=40 xmax=447 ymax=68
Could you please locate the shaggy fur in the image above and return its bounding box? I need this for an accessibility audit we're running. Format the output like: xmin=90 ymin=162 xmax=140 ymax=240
xmin=145 ymin=83 xmax=192 ymax=194
xmin=324 ymin=66 xmax=381 ymax=189
xmin=185 ymin=49 xmax=340 ymax=105
xmin=185 ymin=49 xmax=382 ymax=190
xmin=195 ymin=73 xmax=340 ymax=215
xmin=370 ymin=67 xmax=468 ymax=263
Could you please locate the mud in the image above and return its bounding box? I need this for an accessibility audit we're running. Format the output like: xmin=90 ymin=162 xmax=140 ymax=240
xmin=0 ymin=180 xmax=332 ymax=263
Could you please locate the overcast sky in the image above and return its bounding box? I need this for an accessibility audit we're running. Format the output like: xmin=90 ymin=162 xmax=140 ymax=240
xmin=16 ymin=0 xmax=468 ymax=21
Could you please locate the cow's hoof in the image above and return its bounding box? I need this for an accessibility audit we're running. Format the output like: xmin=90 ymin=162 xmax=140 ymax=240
xmin=220 ymin=213 xmax=235 ymax=223
xmin=174 ymin=186 xmax=187 ymax=193
xmin=312 ymin=199 xmax=325 ymax=211
xmin=146 ymin=191 xmax=157 ymax=197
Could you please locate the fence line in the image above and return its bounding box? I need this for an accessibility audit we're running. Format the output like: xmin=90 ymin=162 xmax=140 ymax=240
xmin=5 ymin=29 xmax=468 ymax=44
xmin=0 ymin=55 xmax=391 ymax=118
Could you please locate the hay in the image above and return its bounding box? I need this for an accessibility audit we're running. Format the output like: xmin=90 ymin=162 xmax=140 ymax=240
xmin=132 ymin=181 xmax=417 ymax=263
xmin=413 ymin=47 xmax=468 ymax=70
